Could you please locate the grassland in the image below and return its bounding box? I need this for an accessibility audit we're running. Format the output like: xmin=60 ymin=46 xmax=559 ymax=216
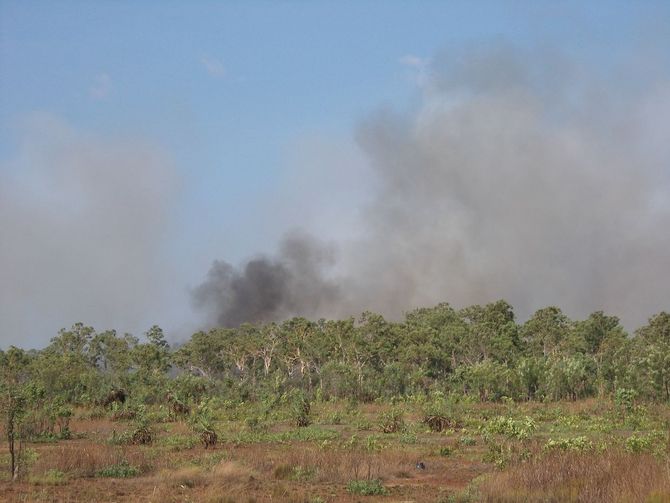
xmin=2 ymin=397 xmax=670 ymax=502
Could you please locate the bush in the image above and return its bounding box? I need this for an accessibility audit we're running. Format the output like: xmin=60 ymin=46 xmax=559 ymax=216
xmin=615 ymin=388 xmax=637 ymax=412
xmin=29 ymin=469 xmax=67 ymax=485
xmin=544 ymin=436 xmax=593 ymax=452
xmin=96 ymin=460 xmax=140 ymax=478
xmin=379 ymin=408 xmax=405 ymax=433
xmin=482 ymin=416 xmax=536 ymax=440
xmin=439 ymin=446 xmax=454 ymax=456
xmin=290 ymin=390 xmax=311 ymax=427
xmin=347 ymin=479 xmax=387 ymax=496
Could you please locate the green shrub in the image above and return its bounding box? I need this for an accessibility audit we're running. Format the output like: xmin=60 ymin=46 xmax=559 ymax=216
xmin=290 ymin=391 xmax=312 ymax=427
xmin=615 ymin=388 xmax=637 ymax=412
xmin=439 ymin=446 xmax=454 ymax=456
xmin=379 ymin=408 xmax=405 ymax=433
xmin=544 ymin=436 xmax=593 ymax=451
xmin=96 ymin=460 xmax=140 ymax=478
xmin=29 ymin=469 xmax=67 ymax=485
xmin=347 ymin=479 xmax=387 ymax=496
xmin=482 ymin=416 xmax=536 ymax=440
xmin=158 ymin=434 xmax=197 ymax=451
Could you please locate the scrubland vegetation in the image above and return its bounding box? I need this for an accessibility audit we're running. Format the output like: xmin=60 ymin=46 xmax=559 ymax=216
xmin=3 ymin=301 xmax=670 ymax=501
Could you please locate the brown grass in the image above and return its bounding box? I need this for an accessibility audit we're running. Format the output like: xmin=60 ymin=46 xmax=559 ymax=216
xmin=479 ymin=449 xmax=670 ymax=502
xmin=148 ymin=459 xmax=260 ymax=503
xmin=31 ymin=442 xmax=151 ymax=478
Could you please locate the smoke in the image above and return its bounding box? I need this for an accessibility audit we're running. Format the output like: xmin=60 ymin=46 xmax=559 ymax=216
xmin=195 ymin=43 xmax=670 ymax=329
xmin=0 ymin=114 xmax=177 ymax=346
xmin=193 ymin=232 xmax=339 ymax=327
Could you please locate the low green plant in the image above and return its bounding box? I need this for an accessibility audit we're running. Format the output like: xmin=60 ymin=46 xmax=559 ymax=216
xmin=625 ymin=432 xmax=664 ymax=454
xmin=29 ymin=469 xmax=67 ymax=485
xmin=346 ymin=479 xmax=387 ymax=496
xmin=544 ymin=436 xmax=593 ymax=451
xmin=379 ymin=408 xmax=405 ymax=433
xmin=158 ymin=434 xmax=197 ymax=451
xmin=482 ymin=416 xmax=536 ymax=440
xmin=96 ymin=460 xmax=140 ymax=478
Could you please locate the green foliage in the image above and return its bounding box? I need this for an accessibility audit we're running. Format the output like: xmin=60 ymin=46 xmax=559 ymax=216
xmin=96 ymin=460 xmax=140 ymax=478
xmin=544 ymin=436 xmax=594 ymax=451
xmin=482 ymin=416 xmax=537 ymax=440
xmin=615 ymin=388 xmax=637 ymax=412
xmin=158 ymin=434 xmax=197 ymax=451
xmin=439 ymin=446 xmax=454 ymax=456
xmin=625 ymin=432 xmax=665 ymax=454
xmin=289 ymin=390 xmax=311 ymax=427
xmin=29 ymin=469 xmax=67 ymax=485
xmin=379 ymin=407 xmax=405 ymax=433
xmin=346 ymin=479 xmax=387 ymax=496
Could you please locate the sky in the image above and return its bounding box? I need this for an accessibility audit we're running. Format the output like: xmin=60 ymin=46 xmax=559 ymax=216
xmin=1 ymin=1 xmax=670 ymax=347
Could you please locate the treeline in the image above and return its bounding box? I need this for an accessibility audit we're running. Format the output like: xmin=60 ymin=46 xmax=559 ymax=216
xmin=2 ymin=301 xmax=670 ymax=407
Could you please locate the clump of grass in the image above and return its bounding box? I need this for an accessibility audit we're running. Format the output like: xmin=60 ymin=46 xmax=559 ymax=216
xmin=96 ymin=460 xmax=140 ymax=478
xmin=158 ymin=434 xmax=197 ymax=452
xmin=544 ymin=435 xmax=593 ymax=452
xmin=347 ymin=478 xmax=387 ymax=496
xmin=29 ymin=469 xmax=68 ymax=485
xmin=439 ymin=446 xmax=454 ymax=456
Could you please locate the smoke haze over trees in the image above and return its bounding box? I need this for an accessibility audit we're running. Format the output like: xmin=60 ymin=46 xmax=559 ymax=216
xmin=193 ymin=44 xmax=670 ymax=330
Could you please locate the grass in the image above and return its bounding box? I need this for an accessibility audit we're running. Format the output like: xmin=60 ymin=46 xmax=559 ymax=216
xmin=478 ymin=449 xmax=670 ymax=502
xmin=2 ymin=398 xmax=670 ymax=502
xmin=96 ymin=460 xmax=140 ymax=478
xmin=346 ymin=478 xmax=387 ymax=495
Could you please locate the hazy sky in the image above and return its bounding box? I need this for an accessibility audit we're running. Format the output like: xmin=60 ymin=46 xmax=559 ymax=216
xmin=1 ymin=1 xmax=669 ymax=347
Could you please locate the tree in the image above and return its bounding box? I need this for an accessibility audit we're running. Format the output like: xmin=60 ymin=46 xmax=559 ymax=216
xmin=0 ymin=347 xmax=30 ymax=479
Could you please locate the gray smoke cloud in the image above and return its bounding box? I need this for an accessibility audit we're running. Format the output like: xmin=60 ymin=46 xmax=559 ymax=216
xmin=194 ymin=44 xmax=670 ymax=329
xmin=193 ymin=232 xmax=339 ymax=327
xmin=0 ymin=114 xmax=177 ymax=346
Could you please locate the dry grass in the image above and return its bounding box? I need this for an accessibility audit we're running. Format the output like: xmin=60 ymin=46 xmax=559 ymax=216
xmin=479 ymin=449 xmax=670 ymax=502
xmin=31 ymin=442 xmax=150 ymax=478
xmin=148 ymin=459 xmax=260 ymax=503
xmin=236 ymin=442 xmax=418 ymax=484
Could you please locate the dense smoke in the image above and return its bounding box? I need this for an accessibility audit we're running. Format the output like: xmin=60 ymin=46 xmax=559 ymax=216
xmin=196 ymin=44 xmax=670 ymax=329
xmin=193 ymin=232 xmax=340 ymax=327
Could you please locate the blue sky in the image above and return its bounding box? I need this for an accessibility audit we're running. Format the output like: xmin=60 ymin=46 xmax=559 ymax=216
xmin=1 ymin=1 xmax=669 ymax=345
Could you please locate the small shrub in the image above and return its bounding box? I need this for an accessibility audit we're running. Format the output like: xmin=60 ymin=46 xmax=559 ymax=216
xmin=159 ymin=434 xmax=197 ymax=451
xmin=131 ymin=424 xmax=153 ymax=445
xmin=615 ymin=388 xmax=637 ymax=412
xmin=439 ymin=446 xmax=454 ymax=456
xmin=201 ymin=429 xmax=218 ymax=449
xmin=625 ymin=432 xmax=664 ymax=454
xmin=459 ymin=436 xmax=476 ymax=446
xmin=29 ymin=469 xmax=67 ymax=485
xmin=96 ymin=460 xmax=140 ymax=478
xmin=291 ymin=391 xmax=312 ymax=427
xmin=347 ymin=479 xmax=387 ymax=496
xmin=482 ymin=416 xmax=536 ymax=440
xmin=424 ymin=414 xmax=459 ymax=432
xmin=544 ymin=436 xmax=593 ymax=452
xmin=379 ymin=408 xmax=405 ymax=433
